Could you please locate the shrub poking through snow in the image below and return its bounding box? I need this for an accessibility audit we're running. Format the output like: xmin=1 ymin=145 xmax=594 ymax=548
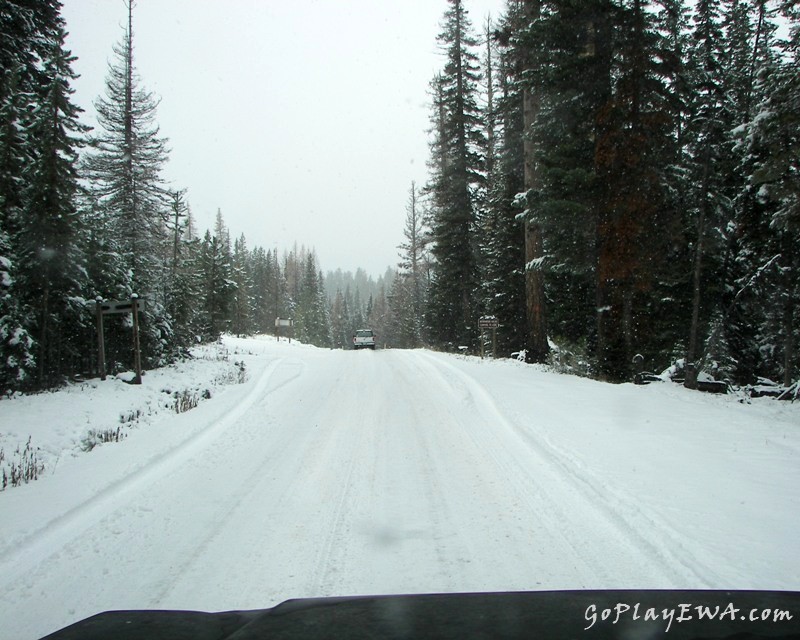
xmin=0 ymin=437 xmax=45 ymax=490
xmin=213 ymin=360 xmax=247 ymax=386
xmin=173 ymin=389 xmax=201 ymax=413
xmin=81 ymin=427 xmax=125 ymax=452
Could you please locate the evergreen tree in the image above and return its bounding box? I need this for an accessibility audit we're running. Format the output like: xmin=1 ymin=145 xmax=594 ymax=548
xmin=366 ymin=284 xmax=389 ymax=346
xmin=198 ymin=227 xmax=234 ymax=339
xmin=426 ymin=0 xmax=484 ymax=349
xmin=168 ymin=203 xmax=202 ymax=347
xmin=0 ymin=0 xmax=74 ymax=388
xmin=516 ymin=0 xmax=551 ymax=364
xmin=0 ymin=65 xmax=28 ymax=243
xmin=17 ymin=13 xmax=88 ymax=386
xmin=387 ymin=273 xmax=415 ymax=348
xmin=82 ymin=1 xmax=173 ymax=365
xmin=681 ymin=0 xmax=732 ymax=387
xmin=478 ymin=9 xmax=526 ymax=355
xmin=518 ymin=0 xmax=611 ymax=359
xmin=592 ymin=0 xmax=678 ymax=380
xmin=329 ymin=288 xmax=349 ymax=348
xmin=164 ymin=189 xmax=188 ymax=311
xmin=0 ymin=230 xmax=34 ymax=391
xmin=250 ymin=246 xmax=275 ymax=334
xmin=294 ymin=253 xmax=330 ymax=347
xmin=230 ymin=234 xmax=252 ymax=336
xmin=84 ymin=2 xmax=168 ymax=295
xmin=740 ymin=2 xmax=800 ymax=385
xmin=390 ymin=182 xmax=427 ymax=347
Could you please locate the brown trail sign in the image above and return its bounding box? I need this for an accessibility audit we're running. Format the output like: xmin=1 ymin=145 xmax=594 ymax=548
xmin=93 ymin=296 xmax=145 ymax=384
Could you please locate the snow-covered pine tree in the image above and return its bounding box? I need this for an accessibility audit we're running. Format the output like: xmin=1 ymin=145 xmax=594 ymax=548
xmin=741 ymin=2 xmax=799 ymax=385
xmin=0 ymin=65 xmax=28 ymax=248
xmin=425 ymin=0 xmax=484 ymax=350
xmin=592 ymin=0 xmax=678 ymax=381
xmin=650 ymin=0 xmax=696 ymax=364
xmin=516 ymin=0 xmax=612 ymax=362
xmin=230 ymin=234 xmax=253 ymax=337
xmin=82 ymin=0 xmax=173 ymax=365
xmin=163 ymin=188 xmax=188 ymax=310
xmin=159 ymin=194 xmax=206 ymax=348
xmin=681 ymin=0 xmax=733 ymax=388
xmin=515 ymin=0 xmax=550 ymax=364
xmin=0 ymin=67 xmax=33 ymax=392
xmin=366 ymin=284 xmax=389 ymax=347
xmin=329 ymin=288 xmax=349 ymax=348
xmin=0 ymin=230 xmax=34 ymax=392
xmin=0 ymin=0 xmax=72 ymax=389
xmin=18 ymin=13 xmax=90 ymax=387
xmin=294 ymin=253 xmax=331 ymax=347
xmin=249 ymin=246 xmax=283 ymax=335
xmin=389 ymin=182 xmax=427 ymax=348
xmin=477 ymin=5 xmax=526 ymax=357
xmin=197 ymin=212 xmax=235 ymax=340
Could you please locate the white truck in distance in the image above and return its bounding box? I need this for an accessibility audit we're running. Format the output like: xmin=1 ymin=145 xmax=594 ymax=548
xmin=353 ymin=329 xmax=376 ymax=350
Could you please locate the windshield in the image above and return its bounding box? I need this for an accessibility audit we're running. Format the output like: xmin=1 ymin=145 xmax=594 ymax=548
xmin=0 ymin=1 xmax=797 ymax=639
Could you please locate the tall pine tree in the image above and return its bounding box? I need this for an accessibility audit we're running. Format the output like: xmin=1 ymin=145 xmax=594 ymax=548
xmin=83 ymin=0 xmax=174 ymax=366
xmin=426 ymin=0 xmax=485 ymax=349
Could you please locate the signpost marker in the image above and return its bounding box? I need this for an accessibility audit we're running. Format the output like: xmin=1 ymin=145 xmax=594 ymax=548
xmin=92 ymin=296 xmax=145 ymax=384
xmin=131 ymin=294 xmax=142 ymax=384
xmin=275 ymin=318 xmax=294 ymax=342
xmin=96 ymin=296 xmax=106 ymax=380
xmin=478 ymin=316 xmax=500 ymax=359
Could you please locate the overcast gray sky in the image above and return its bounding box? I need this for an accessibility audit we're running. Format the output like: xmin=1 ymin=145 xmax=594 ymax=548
xmin=61 ymin=0 xmax=506 ymax=277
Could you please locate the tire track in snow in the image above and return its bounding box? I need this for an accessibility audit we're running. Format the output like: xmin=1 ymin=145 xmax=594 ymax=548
xmin=0 ymin=356 xmax=286 ymax=586
xmin=398 ymin=352 xmax=603 ymax=586
xmin=385 ymin=355 xmax=477 ymax=589
xmin=307 ymin=352 xmax=378 ymax=596
xmin=309 ymin=435 xmax=361 ymax=596
xmin=413 ymin=351 xmax=720 ymax=588
xmin=140 ymin=359 xmax=312 ymax=605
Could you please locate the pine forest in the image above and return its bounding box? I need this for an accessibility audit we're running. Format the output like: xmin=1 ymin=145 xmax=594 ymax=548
xmin=0 ymin=0 xmax=797 ymax=394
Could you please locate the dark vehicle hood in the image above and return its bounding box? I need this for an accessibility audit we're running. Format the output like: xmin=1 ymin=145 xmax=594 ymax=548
xmin=41 ymin=590 xmax=800 ymax=639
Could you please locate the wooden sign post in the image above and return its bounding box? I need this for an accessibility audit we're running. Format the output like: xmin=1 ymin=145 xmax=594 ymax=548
xmin=275 ymin=317 xmax=294 ymax=342
xmin=96 ymin=296 xmax=106 ymax=380
xmin=131 ymin=294 xmax=142 ymax=384
xmin=478 ymin=316 xmax=500 ymax=359
xmin=94 ymin=296 xmax=145 ymax=384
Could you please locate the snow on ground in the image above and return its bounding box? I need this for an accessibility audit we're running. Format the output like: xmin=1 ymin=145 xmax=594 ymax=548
xmin=0 ymin=340 xmax=250 ymax=492
xmin=0 ymin=336 xmax=798 ymax=640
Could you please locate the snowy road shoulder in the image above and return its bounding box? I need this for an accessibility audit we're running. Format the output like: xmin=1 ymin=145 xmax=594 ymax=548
xmin=0 ymin=339 xmax=277 ymax=557
xmin=419 ymin=349 xmax=800 ymax=588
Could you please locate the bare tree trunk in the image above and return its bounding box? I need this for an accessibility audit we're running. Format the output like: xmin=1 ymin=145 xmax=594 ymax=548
xmin=685 ymin=153 xmax=710 ymax=389
xmin=37 ymin=285 xmax=50 ymax=386
xmin=784 ymin=293 xmax=795 ymax=388
xmin=484 ymin=16 xmax=495 ymax=180
xmin=522 ymin=0 xmax=549 ymax=363
xmin=783 ymin=239 xmax=796 ymax=388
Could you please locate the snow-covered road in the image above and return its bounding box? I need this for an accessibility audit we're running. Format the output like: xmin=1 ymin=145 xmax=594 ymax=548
xmin=1 ymin=338 xmax=798 ymax=640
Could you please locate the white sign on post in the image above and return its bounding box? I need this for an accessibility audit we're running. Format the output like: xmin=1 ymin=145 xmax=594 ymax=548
xmin=99 ymin=299 xmax=145 ymax=315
